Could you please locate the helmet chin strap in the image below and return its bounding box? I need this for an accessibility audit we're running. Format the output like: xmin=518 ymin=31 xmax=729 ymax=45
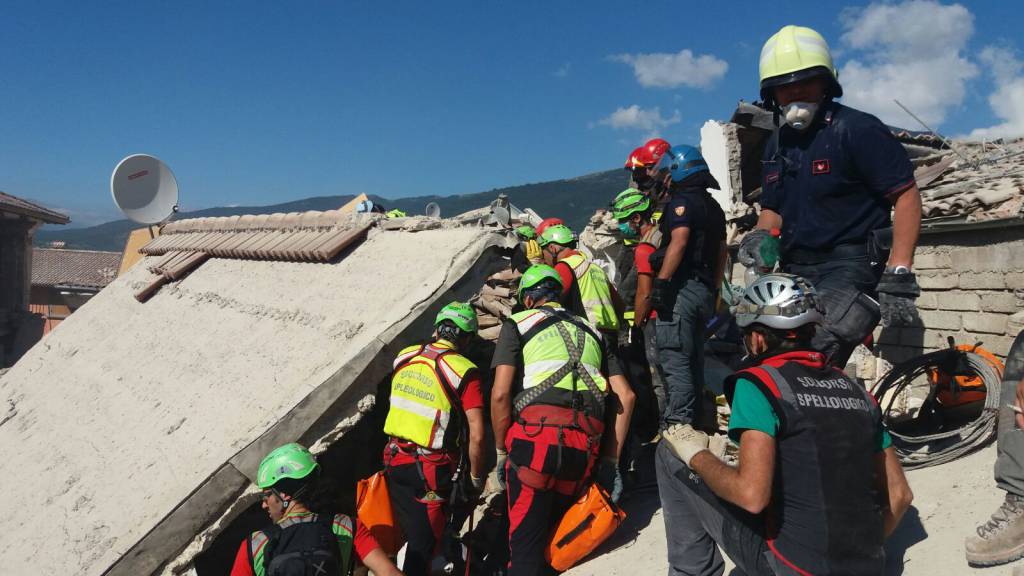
xmin=272 ymin=488 xmax=290 ymax=509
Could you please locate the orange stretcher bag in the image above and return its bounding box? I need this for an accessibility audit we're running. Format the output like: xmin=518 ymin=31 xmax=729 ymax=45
xmin=545 ymin=483 xmax=627 ymax=571
xmin=356 ymin=471 xmax=404 ymax=556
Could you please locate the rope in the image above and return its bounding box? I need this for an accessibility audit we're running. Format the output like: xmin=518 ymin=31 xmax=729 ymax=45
xmin=870 ymin=346 xmax=1002 ymax=470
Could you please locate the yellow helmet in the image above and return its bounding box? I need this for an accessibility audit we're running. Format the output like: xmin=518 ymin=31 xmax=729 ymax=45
xmin=759 ymin=25 xmax=842 ymax=102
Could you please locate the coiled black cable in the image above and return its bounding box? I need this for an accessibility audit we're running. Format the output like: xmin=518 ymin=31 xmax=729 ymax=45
xmin=870 ymin=344 xmax=1002 ymax=470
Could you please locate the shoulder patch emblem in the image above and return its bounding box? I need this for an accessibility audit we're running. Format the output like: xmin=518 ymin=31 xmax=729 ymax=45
xmin=674 ymin=206 xmax=686 ymax=216
xmin=812 ymin=159 xmax=830 ymax=175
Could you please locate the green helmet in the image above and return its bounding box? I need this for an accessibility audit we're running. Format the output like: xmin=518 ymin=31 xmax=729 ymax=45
xmin=256 ymin=443 xmax=319 ymax=490
xmin=435 ymin=301 xmax=478 ymax=334
xmin=537 ymin=224 xmax=576 ymax=248
xmin=518 ymin=264 xmax=563 ymax=301
xmin=515 ymin=225 xmax=536 ymax=240
xmin=612 ymin=188 xmax=651 ymax=221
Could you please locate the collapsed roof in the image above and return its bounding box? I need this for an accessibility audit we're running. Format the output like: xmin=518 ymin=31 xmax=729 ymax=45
xmin=0 ymin=210 xmax=514 ymax=575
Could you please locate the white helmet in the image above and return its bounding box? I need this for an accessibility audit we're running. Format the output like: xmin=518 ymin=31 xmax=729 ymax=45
xmin=733 ymin=274 xmax=824 ymax=330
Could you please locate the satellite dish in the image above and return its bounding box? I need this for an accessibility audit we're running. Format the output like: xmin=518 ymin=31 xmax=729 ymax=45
xmin=111 ymin=154 xmax=179 ymax=225
xmin=424 ymin=202 xmax=441 ymax=219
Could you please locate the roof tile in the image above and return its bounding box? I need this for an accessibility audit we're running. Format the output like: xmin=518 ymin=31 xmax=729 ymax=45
xmin=32 ymin=248 xmax=122 ymax=289
xmin=0 ymin=191 xmax=70 ymax=224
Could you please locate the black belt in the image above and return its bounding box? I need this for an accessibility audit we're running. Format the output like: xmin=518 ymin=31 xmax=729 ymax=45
xmin=783 ymin=243 xmax=870 ymax=266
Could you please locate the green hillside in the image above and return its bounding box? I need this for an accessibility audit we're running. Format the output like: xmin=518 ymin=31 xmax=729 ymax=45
xmin=36 ymin=169 xmax=629 ymax=252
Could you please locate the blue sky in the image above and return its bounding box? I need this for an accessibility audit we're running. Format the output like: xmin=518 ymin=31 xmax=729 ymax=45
xmin=4 ymin=0 xmax=1023 ymax=226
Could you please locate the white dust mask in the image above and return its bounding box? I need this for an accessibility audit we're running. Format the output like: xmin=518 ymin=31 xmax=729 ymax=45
xmin=782 ymin=101 xmax=819 ymax=131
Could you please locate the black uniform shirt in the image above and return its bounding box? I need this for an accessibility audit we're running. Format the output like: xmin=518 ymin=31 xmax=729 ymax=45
xmin=760 ymin=101 xmax=915 ymax=253
xmin=656 ymin=187 xmax=726 ymax=282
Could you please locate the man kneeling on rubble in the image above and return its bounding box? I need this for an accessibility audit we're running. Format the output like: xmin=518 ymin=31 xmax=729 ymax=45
xmin=658 ymin=274 xmax=913 ymax=576
xmin=230 ymin=443 xmax=402 ymax=576
xmin=491 ymin=264 xmax=634 ymax=575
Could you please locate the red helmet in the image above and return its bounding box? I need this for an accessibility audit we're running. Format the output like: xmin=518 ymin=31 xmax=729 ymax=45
xmin=643 ymin=138 xmax=672 ymax=164
xmin=624 ymin=139 xmax=672 ymax=169
xmin=624 ymin=146 xmax=646 ymax=170
xmin=536 ymin=217 xmax=564 ymax=236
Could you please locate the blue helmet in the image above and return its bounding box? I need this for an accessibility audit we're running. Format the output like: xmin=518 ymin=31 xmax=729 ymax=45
xmin=654 ymin=145 xmax=709 ymax=183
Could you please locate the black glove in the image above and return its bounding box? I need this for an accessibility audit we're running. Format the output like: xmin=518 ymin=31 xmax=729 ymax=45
xmin=737 ymin=229 xmax=770 ymax=268
xmin=877 ymin=269 xmax=921 ymax=327
xmin=650 ymin=278 xmax=671 ymax=311
xmin=595 ymin=458 xmax=623 ymax=503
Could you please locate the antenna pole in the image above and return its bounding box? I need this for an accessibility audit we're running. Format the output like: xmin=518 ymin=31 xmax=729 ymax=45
xmin=893 ymin=99 xmax=977 ymax=169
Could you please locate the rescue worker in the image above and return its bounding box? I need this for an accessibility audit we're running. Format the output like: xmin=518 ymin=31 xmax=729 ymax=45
xmin=490 ymin=265 xmax=635 ymax=575
xmin=739 ymin=24 xmax=923 ymax=368
xmin=610 ymin=188 xmax=667 ymax=444
xmin=382 ymin=302 xmax=486 ymax=576
xmin=646 ymin=145 xmax=727 ymax=452
xmin=537 ymin=223 xmax=623 ymax=334
xmin=537 ymin=223 xmax=635 ymax=491
xmin=625 ymin=138 xmax=672 ymax=200
xmin=230 ymin=443 xmax=403 ymax=576
xmin=966 ymin=329 xmax=1024 ymax=567
xmin=657 ymin=274 xmax=913 ymax=575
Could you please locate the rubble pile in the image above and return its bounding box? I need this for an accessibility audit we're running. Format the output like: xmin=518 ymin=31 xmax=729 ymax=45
xmin=578 ymin=208 xmax=619 ymax=253
xmin=471 ymin=267 xmax=521 ymax=341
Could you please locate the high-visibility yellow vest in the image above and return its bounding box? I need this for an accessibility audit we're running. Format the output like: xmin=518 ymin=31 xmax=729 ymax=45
xmin=383 ymin=340 xmax=477 ymax=451
xmin=559 ymin=253 xmax=619 ymax=331
xmin=509 ymin=304 xmax=608 ymax=418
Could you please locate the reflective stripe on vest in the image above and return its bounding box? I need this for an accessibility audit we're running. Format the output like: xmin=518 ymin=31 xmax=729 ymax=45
xmin=510 ymin=305 xmax=607 ymax=414
xmin=383 ymin=342 xmax=476 ymax=451
xmin=560 ymin=253 xmax=619 ymax=331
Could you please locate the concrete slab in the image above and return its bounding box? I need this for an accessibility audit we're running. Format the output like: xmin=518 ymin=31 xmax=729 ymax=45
xmin=0 ymin=225 xmax=511 ymax=576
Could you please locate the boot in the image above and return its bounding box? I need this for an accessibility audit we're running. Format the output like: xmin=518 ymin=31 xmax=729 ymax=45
xmin=966 ymin=493 xmax=1024 ymax=566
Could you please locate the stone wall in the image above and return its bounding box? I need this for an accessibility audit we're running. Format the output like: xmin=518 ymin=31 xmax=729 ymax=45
xmin=852 ymin=224 xmax=1024 ymax=384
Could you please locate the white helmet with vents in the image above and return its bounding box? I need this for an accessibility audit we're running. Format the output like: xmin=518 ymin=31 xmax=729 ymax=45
xmin=733 ymin=273 xmax=824 ymax=330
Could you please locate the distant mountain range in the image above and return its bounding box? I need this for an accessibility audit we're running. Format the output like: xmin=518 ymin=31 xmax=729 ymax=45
xmin=35 ymin=169 xmax=630 ymax=252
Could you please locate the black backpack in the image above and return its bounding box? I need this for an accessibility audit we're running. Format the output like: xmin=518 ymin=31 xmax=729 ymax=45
xmin=261 ymin=515 xmax=344 ymax=576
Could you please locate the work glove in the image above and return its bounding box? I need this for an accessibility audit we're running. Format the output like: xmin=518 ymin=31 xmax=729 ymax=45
xmin=737 ymin=229 xmax=770 ymax=268
xmin=595 ymin=457 xmax=624 ymax=503
xmin=663 ymin=423 xmax=709 ymax=467
xmin=738 ymin=229 xmax=781 ymax=271
xmin=525 ymin=239 xmax=543 ymax=264
xmin=650 ymin=278 xmax=672 ymax=311
xmin=488 ymin=449 xmax=508 ymax=493
xmin=876 ymin=268 xmax=921 ymax=327
xmin=469 ymin=474 xmax=486 ymax=501
xmin=708 ymin=434 xmax=730 ymax=462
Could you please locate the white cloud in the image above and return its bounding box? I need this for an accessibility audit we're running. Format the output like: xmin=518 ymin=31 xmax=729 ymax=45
xmin=968 ymin=46 xmax=1024 ymax=140
xmin=596 ymin=105 xmax=681 ymax=135
xmin=611 ymin=49 xmax=728 ymax=89
xmin=838 ymin=0 xmax=977 ymax=127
